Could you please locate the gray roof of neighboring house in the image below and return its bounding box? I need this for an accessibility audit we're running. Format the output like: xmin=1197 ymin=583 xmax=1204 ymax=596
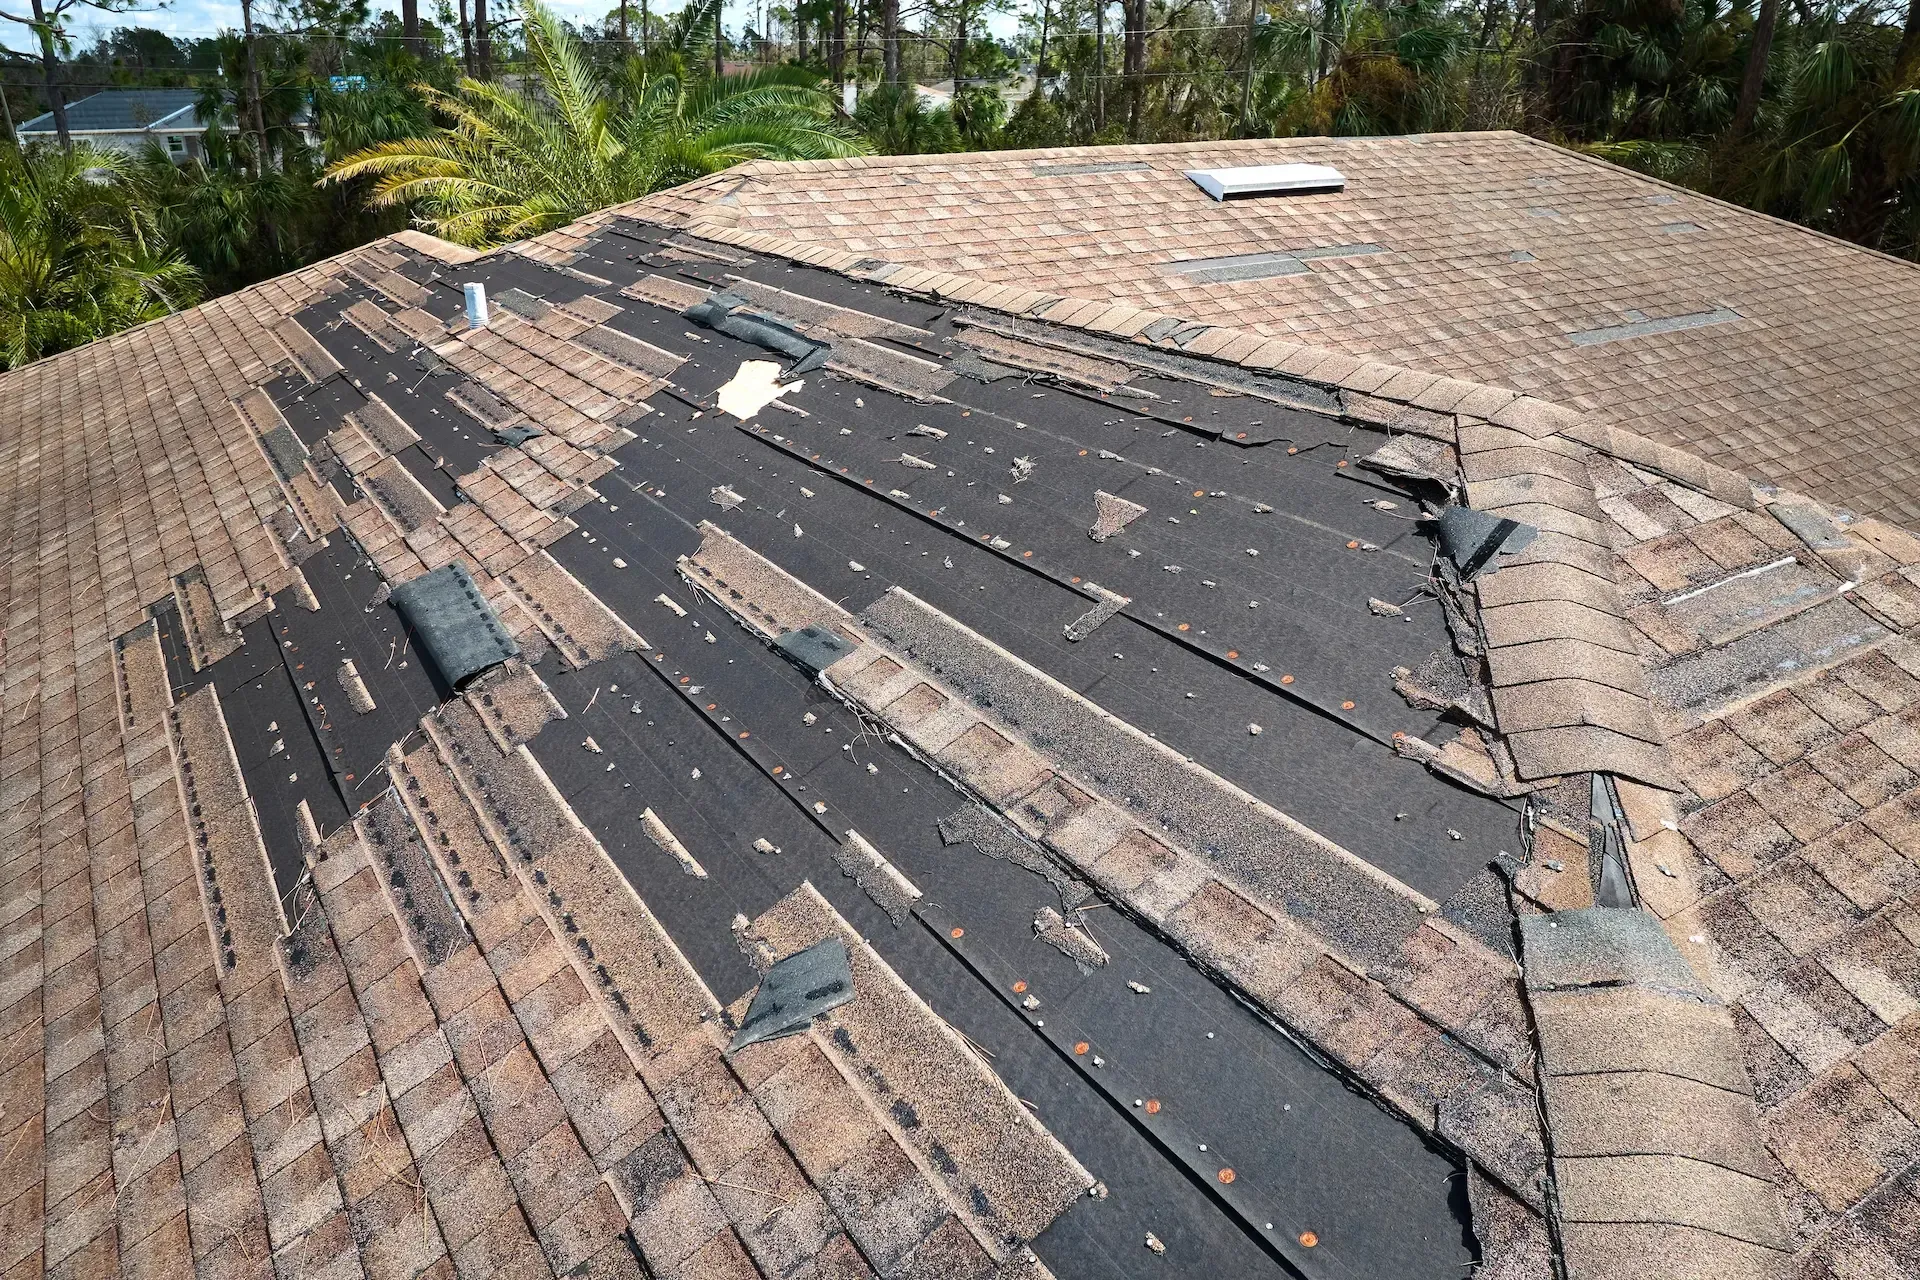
xmin=17 ymin=87 xmax=205 ymax=135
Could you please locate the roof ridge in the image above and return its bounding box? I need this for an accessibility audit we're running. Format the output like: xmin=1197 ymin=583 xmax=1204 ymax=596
xmin=716 ymin=129 xmax=1532 ymax=176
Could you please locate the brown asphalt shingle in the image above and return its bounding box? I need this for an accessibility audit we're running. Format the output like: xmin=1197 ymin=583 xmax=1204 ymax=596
xmin=627 ymin=132 xmax=1920 ymax=527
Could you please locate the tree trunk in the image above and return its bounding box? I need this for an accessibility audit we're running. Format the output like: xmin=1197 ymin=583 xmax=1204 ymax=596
xmin=882 ymin=0 xmax=900 ymax=86
xmin=1897 ymin=0 xmax=1920 ymax=82
xmin=1240 ymin=0 xmax=1258 ymax=132
xmin=1474 ymin=0 xmax=1498 ymax=71
xmin=475 ymin=0 xmax=492 ymax=78
xmin=1036 ymin=0 xmax=1051 ymax=98
xmin=458 ymin=0 xmax=474 ymax=74
xmin=1124 ymin=0 xmax=1146 ymax=139
xmin=1316 ymin=0 xmax=1335 ymax=82
xmin=951 ymin=6 xmax=966 ymax=125
xmin=831 ymin=0 xmax=846 ymax=83
xmin=1094 ymin=0 xmax=1105 ymax=130
xmin=240 ymin=0 xmax=269 ymax=168
xmin=29 ymin=0 xmax=68 ymax=150
xmin=402 ymin=0 xmax=421 ymax=53
xmin=1732 ymin=0 xmax=1779 ymax=134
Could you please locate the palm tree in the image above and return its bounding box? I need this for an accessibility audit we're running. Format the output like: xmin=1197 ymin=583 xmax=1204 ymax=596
xmin=1262 ymin=0 xmax=1468 ymax=136
xmin=128 ymin=133 xmax=308 ymax=294
xmin=1740 ymin=19 xmax=1920 ymax=251
xmin=855 ymin=83 xmax=963 ymax=154
xmin=323 ymin=0 xmax=866 ymax=247
xmin=0 ymin=143 xmax=200 ymax=370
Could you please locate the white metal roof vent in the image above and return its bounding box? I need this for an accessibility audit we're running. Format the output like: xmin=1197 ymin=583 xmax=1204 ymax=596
xmin=1183 ymin=163 xmax=1346 ymax=201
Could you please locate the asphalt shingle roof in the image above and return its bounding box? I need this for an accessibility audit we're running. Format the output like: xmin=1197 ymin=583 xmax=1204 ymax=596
xmin=625 ymin=132 xmax=1920 ymax=529
xmin=17 ymin=88 xmax=204 ymax=135
xmin=5 ymin=143 xmax=1920 ymax=1280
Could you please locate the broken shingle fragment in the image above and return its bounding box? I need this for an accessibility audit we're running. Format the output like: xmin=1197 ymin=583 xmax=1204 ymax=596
xmin=1034 ymin=906 xmax=1109 ymax=967
xmin=1089 ymin=490 xmax=1148 ymax=543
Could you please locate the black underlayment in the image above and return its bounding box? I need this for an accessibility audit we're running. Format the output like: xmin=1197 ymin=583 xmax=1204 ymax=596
xmin=286 ymin=228 xmax=1519 ymax=1279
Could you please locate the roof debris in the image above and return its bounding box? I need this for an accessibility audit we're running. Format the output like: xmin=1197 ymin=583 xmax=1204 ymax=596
xmin=715 ymin=358 xmax=803 ymax=419
xmin=729 ymin=937 xmax=856 ymax=1051
xmin=1433 ymin=505 xmax=1538 ymax=579
xmin=1034 ymin=906 xmax=1110 ymax=967
xmin=641 ymin=807 xmax=706 ymax=877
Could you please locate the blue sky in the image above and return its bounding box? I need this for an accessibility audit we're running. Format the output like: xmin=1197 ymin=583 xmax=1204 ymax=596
xmin=6 ymin=0 xmax=1024 ymax=56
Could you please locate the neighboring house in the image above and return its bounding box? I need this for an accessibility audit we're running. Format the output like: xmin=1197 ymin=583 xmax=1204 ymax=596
xmin=4 ymin=140 xmax=1920 ymax=1280
xmin=16 ymin=88 xmax=218 ymax=161
xmin=16 ymin=86 xmax=317 ymax=160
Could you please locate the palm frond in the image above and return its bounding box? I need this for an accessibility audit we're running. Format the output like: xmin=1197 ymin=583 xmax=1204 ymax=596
xmin=322 ymin=0 xmax=864 ymax=248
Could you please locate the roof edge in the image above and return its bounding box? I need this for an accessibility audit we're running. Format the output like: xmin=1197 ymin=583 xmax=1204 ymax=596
xmin=389 ymin=227 xmax=488 ymax=265
xmin=694 ymin=128 xmax=1531 ymax=177
xmin=1519 ymin=132 xmax=1920 ymax=281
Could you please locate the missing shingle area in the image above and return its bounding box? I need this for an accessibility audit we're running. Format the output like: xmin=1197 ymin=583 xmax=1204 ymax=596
xmin=1164 ymin=243 xmax=1387 ymax=284
xmin=957 ymin=311 xmax=1343 ymax=414
xmin=1031 ymin=159 xmax=1152 ymax=176
xmin=1567 ymin=306 xmax=1741 ymax=347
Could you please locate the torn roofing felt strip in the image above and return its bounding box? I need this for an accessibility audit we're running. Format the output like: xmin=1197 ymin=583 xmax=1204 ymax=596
xmin=728 ymin=936 xmax=856 ymax=1051
xmin=1435 ymin=504 xmax=1538 ymax=579
xmin=388 ymin=561 xmax=520 ymax=690
xmin=685 ymin=290 xmax=832 ymax=374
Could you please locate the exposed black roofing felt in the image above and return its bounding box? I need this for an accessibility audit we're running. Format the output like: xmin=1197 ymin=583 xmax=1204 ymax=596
xmin=17 ymin=87 xmax=203 ymax=133
xmin=272 ymin=217 xmax=1539 ymax=1278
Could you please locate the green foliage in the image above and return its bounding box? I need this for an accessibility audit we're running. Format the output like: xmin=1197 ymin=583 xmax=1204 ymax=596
xmin=1579 ymin=137 xmax=1710 ymax=183
xmin=127 ymin=134 xmax=310 ymax=293
xmin=856 ymin=83 xmax=964 ymax=153
xmin=312 ymin=76 xmax=435 ymax=161
xmin=0 ymin=143 xmax=201 ymax=370
xmin=325 ymin=0 xmax=864 ymax=246
xmin=11 ymin=0 xmax=1920 ymax=376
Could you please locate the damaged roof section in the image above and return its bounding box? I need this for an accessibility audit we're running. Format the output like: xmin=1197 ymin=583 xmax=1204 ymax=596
xmin=26 ymin=162 xmax=1920 ymax=1280
xmin=615 ymin=134 xmax=1920 ymax=529
xmin=1524 ymin=908 xmax=1788 ymax=1276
